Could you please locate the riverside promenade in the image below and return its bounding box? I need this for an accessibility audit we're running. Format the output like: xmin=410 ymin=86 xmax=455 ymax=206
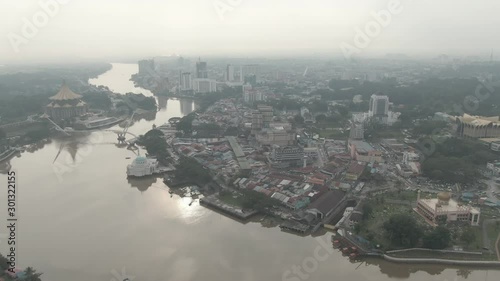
xmin=200 ymin=194 xmax=258 ymax=220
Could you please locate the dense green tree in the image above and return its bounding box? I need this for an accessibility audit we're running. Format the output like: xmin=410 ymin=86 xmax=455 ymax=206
xmin=139 ymin=129 xmax=169 ymax=164
xmin=176 ymin=113 xmax=195 ymax=134
xmin=383 ymin=213 xmax=423 ymax=248
xmin=423 ymin=226 xmax=451 ymax=249
xmin=24 ymin=266 xmax=43 ymax=281
xmin=175 ymin=156 xmax=211 ymax=183
xmin=362 ymin=203 xmax=374 ymax=220
xmin=460 ymin=227 xmax=476 ymax=246
xmin=0 ymin=253 xmax=9 ymax=270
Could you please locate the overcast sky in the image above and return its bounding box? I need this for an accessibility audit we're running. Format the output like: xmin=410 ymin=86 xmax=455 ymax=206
xmin=1 ymin=0 xmax=499 ymax=64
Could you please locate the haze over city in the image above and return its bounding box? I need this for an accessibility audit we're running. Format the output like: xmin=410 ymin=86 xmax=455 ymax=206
xmin=2 ymin=1 xmax=500 ymax=281
xmin=2 ymin=0 xmax=500 ymax=63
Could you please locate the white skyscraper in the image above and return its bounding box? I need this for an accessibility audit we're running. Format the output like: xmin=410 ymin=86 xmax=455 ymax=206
xmin=180 ymin=72 xmax=192 ymax=91
xmin=226 ymin=64 xmax=234 ymax=81
xmin=368 ymin=93 xmax=389 ymax=117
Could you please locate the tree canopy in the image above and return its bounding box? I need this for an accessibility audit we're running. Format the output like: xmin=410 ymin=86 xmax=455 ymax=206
xmin=383 ymin=213 xmax=423 ymax=248
xmin=423 ymin=226 xmax=451 ymax=249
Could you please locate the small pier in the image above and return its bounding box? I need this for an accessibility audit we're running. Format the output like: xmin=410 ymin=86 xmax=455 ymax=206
xmin=279 ymin=220 xmax=310 ymax=234
xmin=200 ymin=195 xmax=258 ymax=220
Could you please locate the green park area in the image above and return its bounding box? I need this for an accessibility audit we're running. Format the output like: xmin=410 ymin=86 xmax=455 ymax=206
xmin=354 ymin=191 xmax=500 ymax=260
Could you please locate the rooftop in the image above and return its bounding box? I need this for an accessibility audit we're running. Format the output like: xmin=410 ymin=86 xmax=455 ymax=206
xmin=50 ymin=82 xmax=83 ymax=101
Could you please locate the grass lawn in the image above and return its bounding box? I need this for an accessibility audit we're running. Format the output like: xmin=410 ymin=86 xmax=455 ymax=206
xmin=377 ymin=190 xmax=434 ymax=202
xmin=218 ymin=192 xmax=245 ymax=208
xmin=356 ymin=201 xmax=423 ymax=250
xmin=486 ymin=222 xmax=500 ymax=250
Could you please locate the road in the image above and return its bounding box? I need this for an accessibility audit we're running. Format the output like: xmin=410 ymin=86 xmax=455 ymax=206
xmin=482 ymin=219 xmax=500 ymax=254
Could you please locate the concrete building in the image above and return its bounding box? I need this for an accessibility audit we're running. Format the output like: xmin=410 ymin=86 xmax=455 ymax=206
xmin=491 ymin=141 xmax=500 ymax=152
xmin=180 ymin=72 xmax=193 ymax=91
xmin=306 ymin=190 xmax=346 ymax=220
xmin=256 ymin=128 xmax=295 ymax=146
xmin=368 ymin=93 xmax=389 ymax=117
xmin=270 ymin=145 xmax=304 ymax=168
xmin=349 ymin=123 xmax=364 ymax=140
xmin=193 ymin=78 xmax=217 ymax=93
xmin=415 ymin=191 xmax=481 ymax=226
xmin=403 ymin=152 xmax=419 ymax=164
xmin=345 ymin=162 xmax=366 ymax=181
xmin=195 ymin=60 xmax=208 ymax=79
xmin=226 ymin=64 xmax=234 ymax=81
xmin=301 ymin=107 xmax=315 ymax=124
xmin=45 ymin=82 xmax=88 ymax=120
xmin=244 ymin=89 xmax=264 ymax=104
xmin=456 ymin=113 xmax=500 ymax=138
xmin=486 ymin=161 xmax=500 ymax=175
xmin=348 ymin=140 xmax=383 ymax=163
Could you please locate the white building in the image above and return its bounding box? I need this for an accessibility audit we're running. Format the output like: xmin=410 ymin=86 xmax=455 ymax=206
xmin=226 ymin=64 xmax=234 ymax=81
xmin=349 ymin=123 xmax=364 ymax=140
xmin=180 ymin=72 xmax=193 ymax=91
xmin=193 ymin=78 xmax=217 ymax=93
xmin=491 ymin=141 xmax=500 ymax=152
xmin=368 ymin=93 xmax=389 ymax=117
xmin=403 ymin=152 xmax=419 ymax=164
xmin=416 ymin=191 xmax=480 ymax=226
xmin=127 ymin=156 xmax=159 ymax=177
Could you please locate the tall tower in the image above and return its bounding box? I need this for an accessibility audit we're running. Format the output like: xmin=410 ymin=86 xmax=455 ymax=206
xmin=195 ymin=58 xmax=208 ymax=79
xmin=368 ymin=93 xmax=389 ymax=117
xmin=226 ymin=64 xmax=234 ymax=82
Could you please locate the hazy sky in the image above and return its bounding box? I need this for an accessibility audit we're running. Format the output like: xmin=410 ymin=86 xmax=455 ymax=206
xmin=1 ymin=0 xmax=499 ymax=63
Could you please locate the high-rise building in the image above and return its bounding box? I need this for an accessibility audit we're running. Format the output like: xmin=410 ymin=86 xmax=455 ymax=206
xmin=195 ymin=59 xmax=208 ymax=79
xmin=349 ymin=123 xmax=364 ymax=140
xmin=251 ymin=105 xmax=274 ymax=134
xmin=192 ymin=78 xmax=217 ymax=93
xmin=226 ymin=64 xmax=234 ymax=81
xmin=180 ymin=72 xmax=193 ymax=91
xmin=368 ymin=93 xmax=389 ymax=117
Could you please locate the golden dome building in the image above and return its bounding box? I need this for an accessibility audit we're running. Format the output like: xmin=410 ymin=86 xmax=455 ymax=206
xmin=415 ymin=190 xmax=480 ymax=226
xmin=45 ymin=82 xmax=88 ymax=120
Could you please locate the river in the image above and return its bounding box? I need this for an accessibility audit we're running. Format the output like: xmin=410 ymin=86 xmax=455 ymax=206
xmin=0 ymin=63 xmax=498 ymax=281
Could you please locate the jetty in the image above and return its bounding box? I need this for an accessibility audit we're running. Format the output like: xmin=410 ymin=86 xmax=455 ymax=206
xmin=200 ymin=194 xmax=257 ymax=220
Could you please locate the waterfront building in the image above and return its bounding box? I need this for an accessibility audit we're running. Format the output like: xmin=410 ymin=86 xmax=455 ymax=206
xmin=306 ymin=189 xmax=346 ymax=220
xmin=180 ymin=72 xmax=193 ymax=91
xmin=455 ymin=113 xmax=500 ymax=138
xmin=126 ymin=156 xmax=159 ymax=177
xmin=45 ymin=82 xmax=88 ymax=120
xmin=348 ymin=140 xmax=383 ymax=163
xmin=193 ymin=78 xmax=217 ymax=93
xmin=415 ymin=191 xmax=481 ymax=226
